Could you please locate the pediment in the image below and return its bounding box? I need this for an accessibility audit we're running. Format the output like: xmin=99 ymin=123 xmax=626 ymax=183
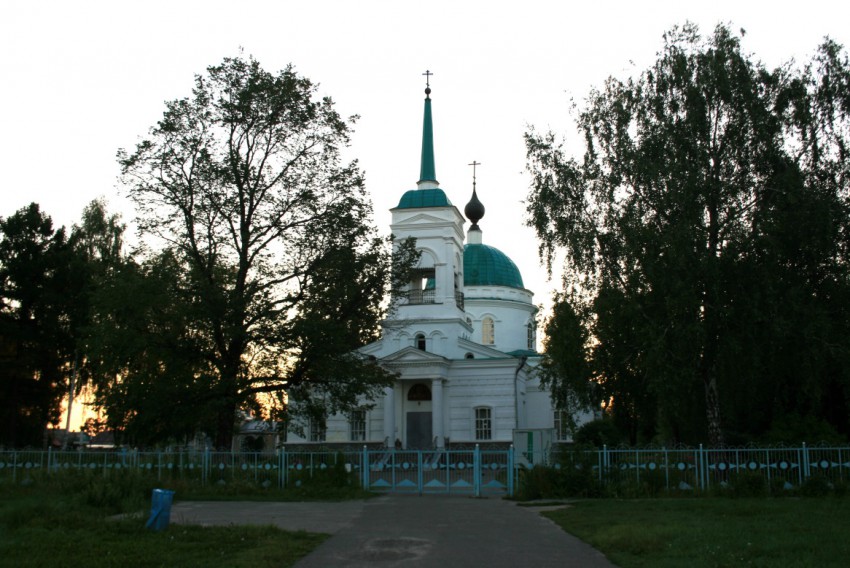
xmin=358 ymin=340 xmax=383 ymax=356
xmin=394 ymin=212 xmax=450 ymax=225
xmin=457 ymin=337 xmax=516 ymax=359
xmin=380 ymin=346 xmax=450 ymax=365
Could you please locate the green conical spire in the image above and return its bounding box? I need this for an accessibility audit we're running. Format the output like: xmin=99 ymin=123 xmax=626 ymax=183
xmin=418 ymin=76 xmax=438 ymax=187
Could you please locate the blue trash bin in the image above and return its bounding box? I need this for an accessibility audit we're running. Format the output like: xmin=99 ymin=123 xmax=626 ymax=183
xmin=145 ymin=489 xmax=175 ymax=531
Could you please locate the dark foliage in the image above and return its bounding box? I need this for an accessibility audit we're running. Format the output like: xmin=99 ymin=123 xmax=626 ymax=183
xmin=527 ymin=24 xmax=850 ymax=446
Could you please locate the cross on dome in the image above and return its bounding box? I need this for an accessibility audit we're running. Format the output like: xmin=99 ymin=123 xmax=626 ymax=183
xmin=464 ymin=161 xmax=485 ymax=231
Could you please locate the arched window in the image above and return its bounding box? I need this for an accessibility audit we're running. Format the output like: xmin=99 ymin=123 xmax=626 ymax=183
xmin=465 ymin=352 xmax=474 ymax=359
xmin=415 ymin=333 xmax=426 ymax=350
xmin=527 ymin=321 xmax=536 ymax=350
xmin=407 ymin=383 xmax=432 ymax=401
xmin=482 ymin=317 xmax=495 ymax=345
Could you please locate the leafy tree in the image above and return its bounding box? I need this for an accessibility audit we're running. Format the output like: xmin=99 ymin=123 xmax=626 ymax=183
xmin=86 ymin=251 xmax=219 ymax=445
xmin=0 ymin=204 xmax=76 ymax=447
xmin=536 ymin=293 xmax=596 ymax=434
xmin=527 ymin=25 xmax=850 ymax=445
xmin=115 ymin=56 xmax=414 ymax=447
xmin=58 ymin=199 xmax=126 ymax=445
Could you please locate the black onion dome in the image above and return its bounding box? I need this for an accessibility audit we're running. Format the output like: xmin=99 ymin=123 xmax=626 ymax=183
xmin=464 ymin=188 xmax=485 ymax=229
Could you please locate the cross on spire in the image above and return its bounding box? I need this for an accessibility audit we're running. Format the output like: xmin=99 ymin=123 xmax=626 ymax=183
xmin=423 ymin=70 xmax=434 ymax=98
xmin=469 ymin=160 xmax=481 ymax=186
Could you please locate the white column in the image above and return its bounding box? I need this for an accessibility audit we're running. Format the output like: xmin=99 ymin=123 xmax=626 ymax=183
xmin=432 ymin=378 xmax=444 ymax=448
xmin=444 ymin=238 xmax=455 ymax=305
xmin=383 ymin=386 xmax=395 ymax=447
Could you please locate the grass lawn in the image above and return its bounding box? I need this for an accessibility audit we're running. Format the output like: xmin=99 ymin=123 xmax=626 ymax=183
xmin=0 ymin=480 xmax=331 ymax=568
xmin=544 ymin=498 xmax=850 ymax=567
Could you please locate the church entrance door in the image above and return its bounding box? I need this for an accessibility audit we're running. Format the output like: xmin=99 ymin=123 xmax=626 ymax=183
xmin=406 ymin=412 xmax=432 ymax=449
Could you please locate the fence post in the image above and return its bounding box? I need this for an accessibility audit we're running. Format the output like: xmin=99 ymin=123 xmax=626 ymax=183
xmin=765 ymin=447 xmax=771 ymax=487
xmin=635 ymin=448 xmax=640 ymax=485
xmin=284 ymin=447 xmax=288 ymax=489
xmin=362 ymin=445 xmax=369 ymax=491
xmin=698 ymin=444 xmax=704 ymax=491
xmin=47 ymin=447 xmax=52 ymax=476
xmin=802 ymin=442 xmax=810 ymax=480
xmin=474 ymin=444 xmax=481 ymax=498
xmin=417 ymin=451 xmax=424 ymax=496
xmin=508 ymin=445 xmax=514 ymax=497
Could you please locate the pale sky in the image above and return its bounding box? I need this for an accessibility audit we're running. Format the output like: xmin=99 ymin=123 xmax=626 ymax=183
xmin=2 ymin=0 xmax=848 ymax=352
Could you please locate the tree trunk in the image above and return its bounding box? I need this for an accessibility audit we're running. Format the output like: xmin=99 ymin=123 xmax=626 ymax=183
xmin=704 ymin=374 xmax=724 ymax=446
xmin=702 ymin=181 xmax=725 ymax=447
xmin=214 ymin=399 xmax=237 ymax=450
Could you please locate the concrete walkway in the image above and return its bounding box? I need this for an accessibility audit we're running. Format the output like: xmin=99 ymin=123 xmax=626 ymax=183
xmin=171 ymin=496 xmax=616 ymax=567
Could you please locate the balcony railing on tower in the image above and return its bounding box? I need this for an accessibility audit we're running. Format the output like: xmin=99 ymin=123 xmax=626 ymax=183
xmin=402 ymin=289 xmax=437 ymax=305
xmin=396 ymin=289 xmax=465 ymax=309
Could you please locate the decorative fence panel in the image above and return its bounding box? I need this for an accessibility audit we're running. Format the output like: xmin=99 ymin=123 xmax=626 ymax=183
xmin=551 ymin=443 xmax=849 ymax=492
xmin=361 ymin=447 xmax=511 ymax=495
xmin=1 ymin=444 xmax=847 ymax=495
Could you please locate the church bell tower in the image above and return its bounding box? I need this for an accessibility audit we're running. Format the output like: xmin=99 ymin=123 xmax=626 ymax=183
xmin=387 ymin=73 xmax=471 ymax=348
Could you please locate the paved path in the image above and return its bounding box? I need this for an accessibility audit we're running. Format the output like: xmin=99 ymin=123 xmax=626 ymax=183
xmin=171 ymin=496 xmax=616 ymax=567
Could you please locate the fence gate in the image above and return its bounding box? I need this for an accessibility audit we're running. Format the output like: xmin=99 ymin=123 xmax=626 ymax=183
xmin=362 ymin=446 xmax=513 ymax=496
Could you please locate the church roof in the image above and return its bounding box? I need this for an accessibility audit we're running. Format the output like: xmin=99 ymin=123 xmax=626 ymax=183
xmin=464 ymin=243 xmax=524 ymax=289
xmin=396 ymin=188 xmax=452 ymax=209
xmin=505 ymin=349 xmax=541 ymax=358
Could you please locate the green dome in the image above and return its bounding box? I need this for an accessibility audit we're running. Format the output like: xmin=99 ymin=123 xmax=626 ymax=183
xmin=464 ymin=244 xmax=524 ymax=289
xmin=397 ymin=188 xmax=451 ymax=209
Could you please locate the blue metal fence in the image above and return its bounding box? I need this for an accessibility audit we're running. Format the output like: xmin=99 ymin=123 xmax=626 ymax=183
xmin=1 ymin=444 xmax=846 ymax=495
xmin=0 ymin=445 xmax=513 ymax=497
xmin=361 ymin=446 xmax=512 ymax=495
xmin=553 ymin=443 xmax=850 ymax=491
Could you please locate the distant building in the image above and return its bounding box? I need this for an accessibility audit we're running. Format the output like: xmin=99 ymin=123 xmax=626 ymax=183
xmin=285 ymin=80 xmax=593 ymax=449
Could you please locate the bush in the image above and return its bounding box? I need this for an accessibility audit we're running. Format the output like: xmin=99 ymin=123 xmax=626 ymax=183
xmin=573 ymin=419 xmax=624 ymax=447
xmin=730 ymin=471 xmax=768 ymax=498
xmin=516 ymin=465 xmax=557 ymax=500
xmin=289 ymin=452 xmax=357 ymax=491
xmin=800 ymin=475 xmax=832 ymax=497
xmin=554 ymin=446 xmax=604 ymax=498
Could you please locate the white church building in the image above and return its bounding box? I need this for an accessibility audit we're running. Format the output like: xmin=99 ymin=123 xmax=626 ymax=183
xmin=285 ymin=80 xmax=586 ymax=450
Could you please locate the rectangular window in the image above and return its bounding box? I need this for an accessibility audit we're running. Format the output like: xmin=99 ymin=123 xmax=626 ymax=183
xmin=554 ymin=410 xmax=571 ymax=441
xmin=349 ymin=410 xmax=366 ymax=441
xmin=309 ymin=418 xmax=326 ymax=443
xmin=475 ymin=407 xmax=492 ymax=440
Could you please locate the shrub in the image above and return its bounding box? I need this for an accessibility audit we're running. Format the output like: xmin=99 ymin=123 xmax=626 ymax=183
xmin=517 ymin=465 xmax=557 ymax=500
xmin=730 ymin=471 xmax=767 ymax=498
xmin=800 ymin=475 xmax=832 ymax=497
xmin=573 ymin=419 xmax=624 ymax=447
xmin=554 ymin=446 xmax=604 ymax=498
